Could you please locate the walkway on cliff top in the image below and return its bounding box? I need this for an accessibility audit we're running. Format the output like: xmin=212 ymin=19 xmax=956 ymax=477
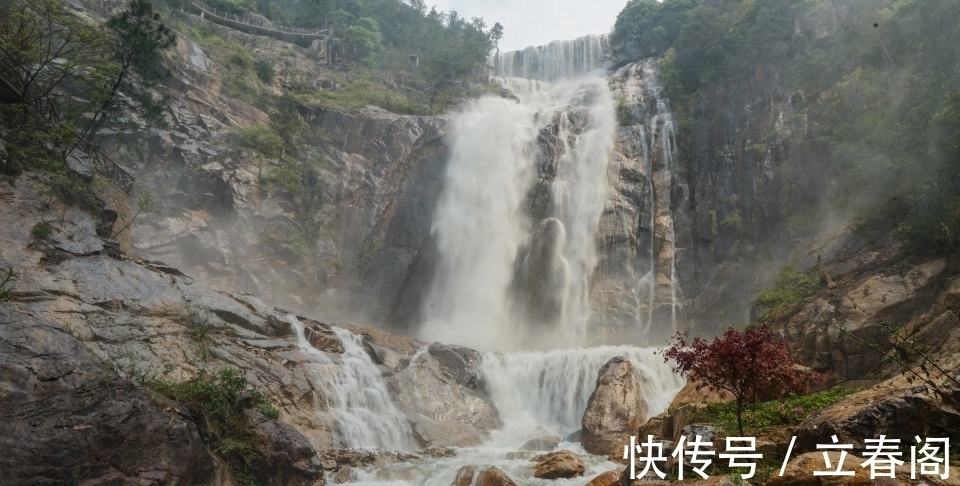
xmin=190 ymin=0 xmax=331 ymax=47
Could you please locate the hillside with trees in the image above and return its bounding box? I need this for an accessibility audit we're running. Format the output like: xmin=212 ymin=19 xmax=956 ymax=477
xmin=611 ymin=0 xmax=960 ymax=256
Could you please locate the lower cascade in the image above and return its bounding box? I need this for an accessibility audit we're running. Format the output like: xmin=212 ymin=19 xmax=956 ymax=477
xmin=289 ymin=316 xmax=416 ymax=451
xmin=480 ymin=346 xmax=685 ymax=442
xmin=339 ymin=344 xmax=683 ymax=485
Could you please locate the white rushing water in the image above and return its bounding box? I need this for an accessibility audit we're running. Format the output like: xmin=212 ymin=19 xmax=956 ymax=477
xmin=314 ymin=38 xmax=687 ymax=485
xmin=344 ymin=346 xmax=683 ymax=485
xmin=420 ymin=72 xmax=616 ymax=350
xmin=481 ymin=346 xmax=686 ymax=443
xmin=492 ymin=34 xmax=611 ymax=82
xmin=288 ymin=316 xmax=415 ymax=451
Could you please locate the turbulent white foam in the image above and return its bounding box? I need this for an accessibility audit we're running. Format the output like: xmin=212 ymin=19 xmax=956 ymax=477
xmin=337 ymin=346 xmax=683 ymax=485
xmin=288 ymin=316 xmax=415 ymax=451
xmin=480 ymin=346 xmax=685 ymax=444
xmin=492 ymin=34 xmax=611 ymax=81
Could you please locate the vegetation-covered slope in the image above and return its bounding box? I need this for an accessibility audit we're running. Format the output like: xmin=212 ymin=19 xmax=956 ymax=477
xmin=613 ymin=0 xmax=960 ymax=255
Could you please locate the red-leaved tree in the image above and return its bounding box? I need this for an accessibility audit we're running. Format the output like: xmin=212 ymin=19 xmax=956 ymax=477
xmin=662 ymin=324 xmax=817 ymax=435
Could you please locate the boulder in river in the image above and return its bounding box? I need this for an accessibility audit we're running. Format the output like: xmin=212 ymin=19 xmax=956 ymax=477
xmin=452 ymin=465 xmax=518 ymax=486
xmin=532 ymin=450 xmax=586 ymax=479
xmin=520 ymin=435 xmax=561 ymax=451
xmin=581 ymin=356 xmax=648 ymax=457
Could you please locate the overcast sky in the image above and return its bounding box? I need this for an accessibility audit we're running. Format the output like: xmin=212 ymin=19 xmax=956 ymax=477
xmin=424 ymin=0 xmax=629 ymax=52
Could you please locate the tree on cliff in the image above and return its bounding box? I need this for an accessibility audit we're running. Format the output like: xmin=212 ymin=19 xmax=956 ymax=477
xmin=81 ymin=0 xmax=176 ymax=140
xmin=0 ymin=0 xmax=107 ymax=117
xmin=662 ymin=324 xmax=816 ymax=435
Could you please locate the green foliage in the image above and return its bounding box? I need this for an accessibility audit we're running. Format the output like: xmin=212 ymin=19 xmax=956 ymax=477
xmin=112 ymin=188 xmax=160 ymax=237
xmin=344 ymin=17 xmax=382 ymax=66
xmin=83 ymin=0 xmax=177 ymax=139
xmin=610 ymin=0 xmax=695 ymax=64
xmin=0 ymin=0 xmax=110 ymax=111
xmin=50 ymin=172 xmax=101 ymax=212
xmin=190 ymin=320 xmax=212 ymax=361
xmin=32 ymin=222 xmax=53 ymax=240
xmin=0 ymin=267 xmax=17 ymax=302
xmin=691 ymin=386 xmax=860 ymax=436
xmin=253 ymin=59 xmax=275 ymax=83
xmin=151 ymin=369 xmax=280 ymax=481
xmin=231 ymin=123 xmax=283 ymax=159
xmin=616 ymin=97 xmax=633 ymax=126
xmin=206 ymin=0 xmax=257 ymax=13
xmin=270 ymin=0 xmax=498 ymax=108
xmin=231 ymin=49 xmax=255 ymax=70
xmin=0 ymin=105 xmax=71 ymax=176
xmin=754 ymin=264 xmax=819 ymax=323
xmin=637 ymin=0 xmax=960 ymax=256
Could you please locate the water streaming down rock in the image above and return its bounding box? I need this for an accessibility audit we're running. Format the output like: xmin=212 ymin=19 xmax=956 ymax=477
xmin=288 ymin=316 xmax=415 ymax=451
xmin=326 ymin=41 xmax=689 ymax=486
xmin=608 ymin=61 xmax=685 ymax=343
xmin=492 ymin=34 xmax=611 ymax=81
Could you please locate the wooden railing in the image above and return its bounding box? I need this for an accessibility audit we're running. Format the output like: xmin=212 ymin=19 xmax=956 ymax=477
xmin=191 ymin=0 xmax=330 ymax=38
xmin=76 ymin=137 xmax=135 ymax=195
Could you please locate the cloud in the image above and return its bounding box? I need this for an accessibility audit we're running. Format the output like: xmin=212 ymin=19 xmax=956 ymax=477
xmin=424 ymin=0 xmax=627 ymax=51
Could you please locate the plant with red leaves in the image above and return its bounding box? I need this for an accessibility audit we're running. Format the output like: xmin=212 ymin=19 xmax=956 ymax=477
xmin=662 ymin=324 xmax=817 ymax=435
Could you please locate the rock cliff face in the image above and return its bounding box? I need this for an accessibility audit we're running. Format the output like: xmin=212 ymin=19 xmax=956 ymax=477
xmin=89 ymin=1 xmax=948 ymax=375
xmin=0 ymin=307 xmax=219 ymax=486
xmin=105 ymin=31 xmax=449 ymax=323
xmin=0 ymin=174 xmax=501 ymax=483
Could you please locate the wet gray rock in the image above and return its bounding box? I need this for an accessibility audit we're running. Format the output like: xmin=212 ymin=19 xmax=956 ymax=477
xmin=520 ymin=435 xmax=561 ymax=451
xmin=581 ymin=356 xmax=648 ymax=457
xmin=679 ymin=424 xmax=716 ymax=445
xmin=47 ymin=207 xmax=105 ymax=255
xmin=245 ymin=410 xmax=324 ymax=486
xmin=0 ymin=308 xmax=216 ymax=486
xmin=393 ymin=350 xmax=502 ymax=448
xmin=427 ymin=341 xmax=482 ymax=389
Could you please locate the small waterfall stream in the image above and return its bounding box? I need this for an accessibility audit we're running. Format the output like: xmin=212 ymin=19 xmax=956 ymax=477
xmin=612 ymin=61 xmax=683 ymax=342
xmin=289 ymin=316 xmax=415 ymax=451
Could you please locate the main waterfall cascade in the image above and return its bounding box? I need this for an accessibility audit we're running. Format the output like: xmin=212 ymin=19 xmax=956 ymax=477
xmin=309 ymin=38 xmax=687 ymax=485
xmin=422 ymin=54 xmax=684 ymax=348
xmin=420 ymin=73 xmax=617 ymax=350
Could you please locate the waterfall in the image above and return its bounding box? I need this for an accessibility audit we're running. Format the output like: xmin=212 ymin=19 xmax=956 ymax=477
xmin=288 ymin=316 xmax=415 ymax=451
xmin=480 ymin=347 xmax=685 ymax=443
xmin=492 ymin=34 xmax=612 ymax=81
xmin=420 ymin=74 xmax=616 ymax=350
